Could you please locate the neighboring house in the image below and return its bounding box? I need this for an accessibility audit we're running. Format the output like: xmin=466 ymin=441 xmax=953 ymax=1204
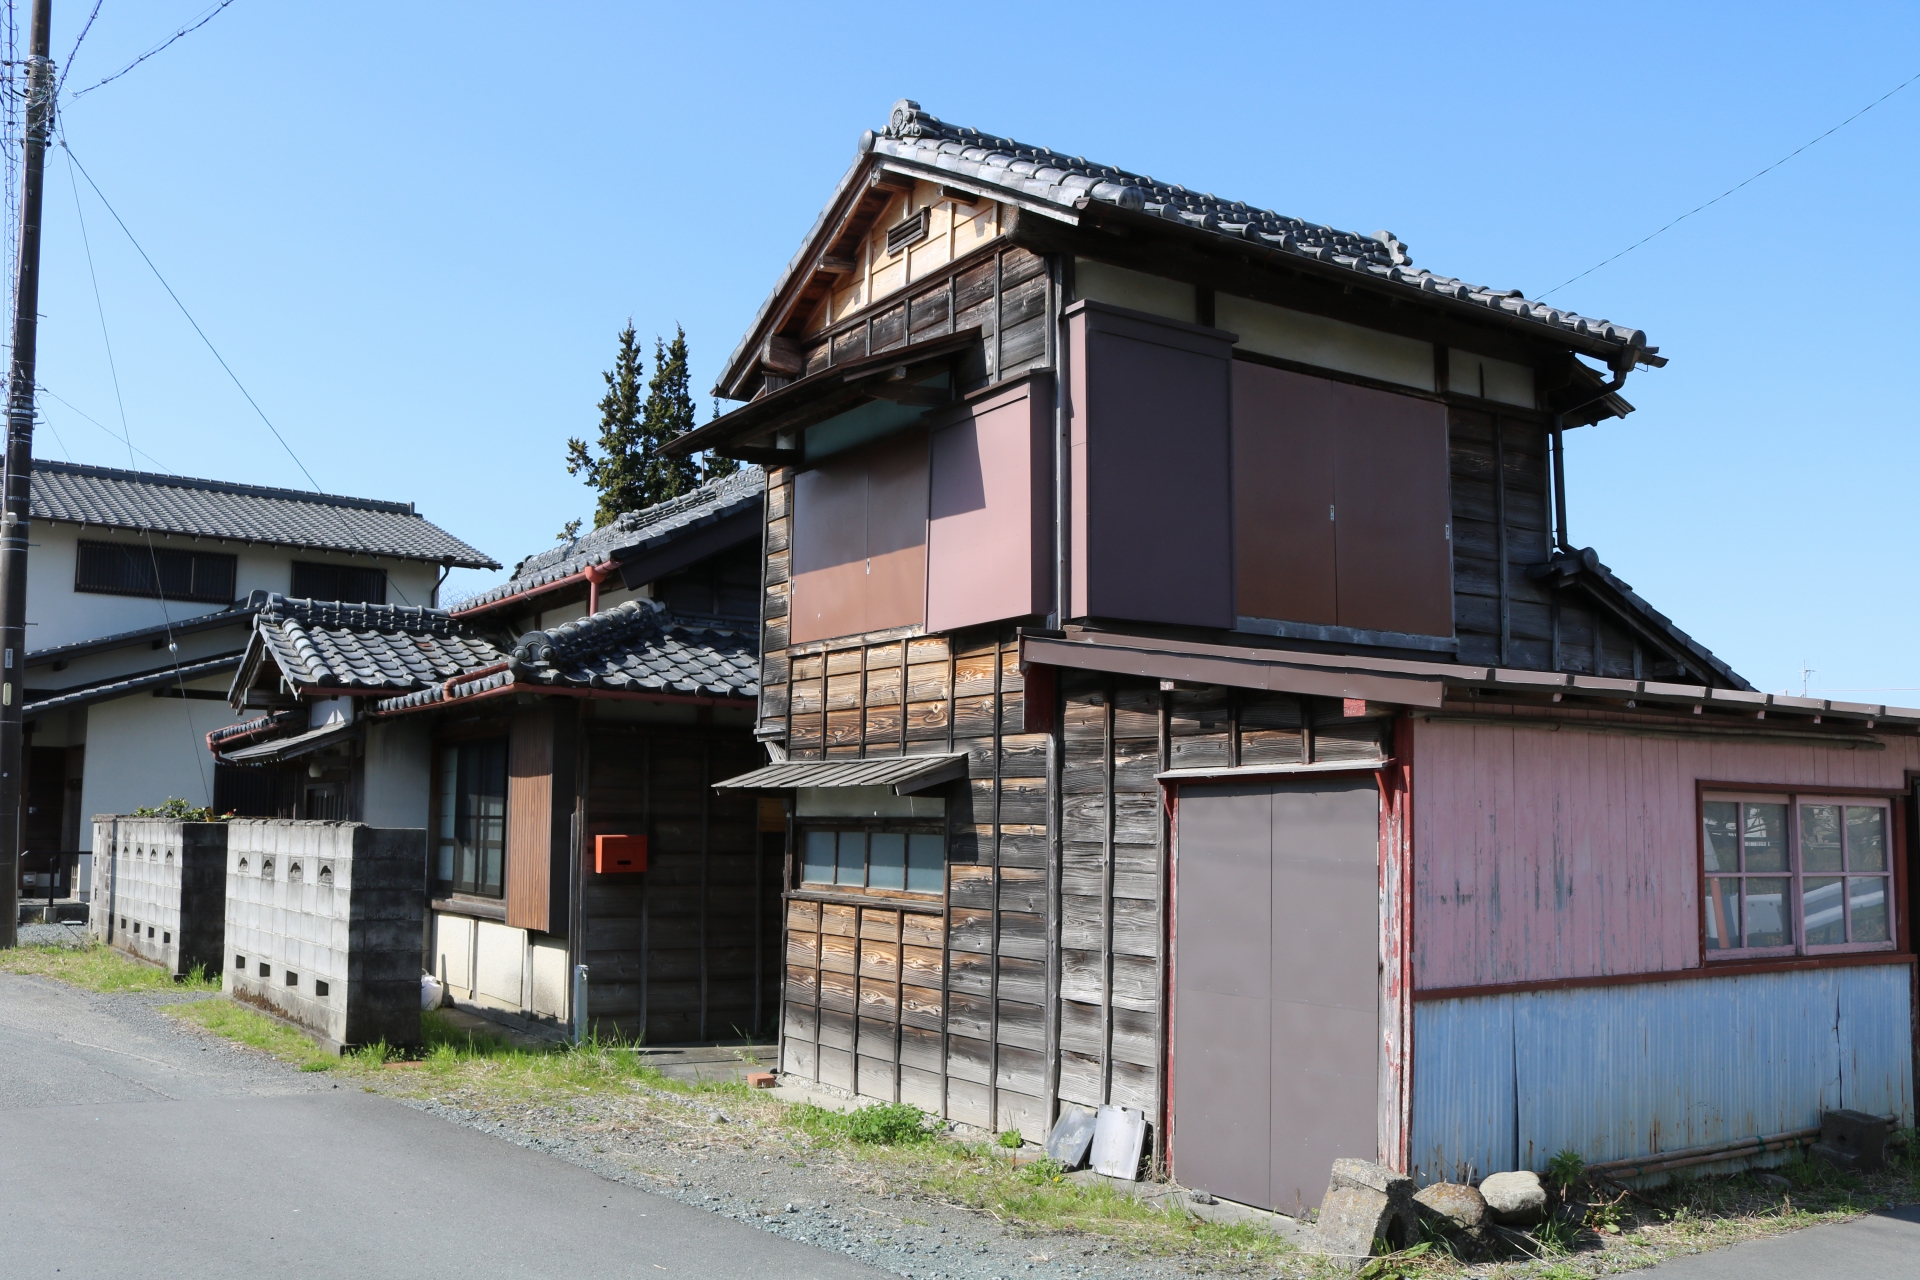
xmin=216 ymin=468 xmax=775 ymax=1042
xmin=20 ymin=459 xmax=495 ymax=896
xmin=667 ymin=101 xmax=1917 ymax=1207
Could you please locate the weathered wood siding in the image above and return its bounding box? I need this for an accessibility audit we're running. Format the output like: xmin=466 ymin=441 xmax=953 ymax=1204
xmin=1411 ymin=714 xmax=1920 ymax=992
xmin=581 ymin=724 xmax=776 ymax=1044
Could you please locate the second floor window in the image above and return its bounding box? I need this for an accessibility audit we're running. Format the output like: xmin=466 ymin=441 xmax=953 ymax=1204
xmin=291 ymin=561 xmax=388 ymax=604
xmin=75 ymin=539 xmax=237 ymax=604
xmin=436 ymin=738 xmax=507 ymax=897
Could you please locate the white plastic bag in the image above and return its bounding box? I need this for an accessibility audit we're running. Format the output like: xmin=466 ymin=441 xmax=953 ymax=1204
xmin=420 ymin=972 xmax=446 ymax=1011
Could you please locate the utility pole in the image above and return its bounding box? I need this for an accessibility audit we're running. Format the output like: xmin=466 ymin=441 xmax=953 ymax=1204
xmin=0 ymin=0 xmax=53 ymax=949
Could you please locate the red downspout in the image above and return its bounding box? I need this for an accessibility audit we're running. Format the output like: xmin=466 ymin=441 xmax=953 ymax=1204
xmin=583 ymin=561 xmax=615 ymax=615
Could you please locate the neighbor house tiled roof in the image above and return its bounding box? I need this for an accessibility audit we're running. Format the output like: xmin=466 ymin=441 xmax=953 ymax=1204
xmin=866 ymin=102 xmax=1654 ymax=354
xmin=24 ymin=653 xmax=242 ymax=716
xmin=453 ymin=467 xmax=763 ymax=612
xmin=375 ymin=598 xmax=757 ymax=714
xmin=246 ymin=594 xmax=507 ymax=694
xmin=31 ymin=459 xmax=498 ymax=568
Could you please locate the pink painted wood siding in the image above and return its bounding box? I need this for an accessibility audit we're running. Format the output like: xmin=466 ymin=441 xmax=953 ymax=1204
xmin=1411 ymin=718 xmax=1920 ymax=990
xmin=925 ymin=378 xmax=1052 ymax=633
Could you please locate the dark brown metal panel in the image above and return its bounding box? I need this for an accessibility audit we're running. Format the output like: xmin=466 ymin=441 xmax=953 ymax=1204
xmin=790 ymin=457 xmax=869 ymax=644
xmin=926 ymin=381 xmax=1051 ymax=632
xmin=1172 ymin=783 xmax=1273 ymax=1208
xmin=1332 ymin=390 xmax=1452 ymax=637
xmin=1267 ymin=777 xmax=1379 ymax=1213
xmin=861 ymin=429 xmax=930 ymax=634
xmin=1231 ymin=362 xmax=1337 ymax=626
xmin=1071 ymin=305 xmax=1235 ymax=628
xmin=505 ymin=707 xmax=554 ymax=933
xmin=1174 ymin=777 xmax=1380 ymax=1213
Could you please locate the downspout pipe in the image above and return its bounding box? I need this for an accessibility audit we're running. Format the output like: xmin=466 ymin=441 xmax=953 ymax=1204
xmin=1550 ymin=366 xmax=1634 ymax=555
xmin=1050 ymin=255 xmax=1069 ymax=629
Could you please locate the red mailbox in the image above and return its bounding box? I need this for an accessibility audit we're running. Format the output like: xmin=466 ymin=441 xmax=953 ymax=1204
xmin=594 ymin=834 xmax=648 ymax=874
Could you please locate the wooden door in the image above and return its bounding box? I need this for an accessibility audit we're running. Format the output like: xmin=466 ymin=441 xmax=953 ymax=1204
xmin=1173 ymin=776 xmax=1379 ymax=1212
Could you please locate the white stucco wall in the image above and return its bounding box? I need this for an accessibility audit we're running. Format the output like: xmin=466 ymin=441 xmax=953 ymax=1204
xmin=362 ymin=717 xmax=431 ymax=830
xmin=28 ymin=523 xmax=444 ymax=651
xmin=76 ymin=691 xmax=244 ymax=848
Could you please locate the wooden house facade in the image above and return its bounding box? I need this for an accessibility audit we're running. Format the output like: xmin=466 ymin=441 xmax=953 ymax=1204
xmin=217 ymin=470 xmax=778 ymax=1045
xmin=669 ymin=102 xmax=1916 ymax=1208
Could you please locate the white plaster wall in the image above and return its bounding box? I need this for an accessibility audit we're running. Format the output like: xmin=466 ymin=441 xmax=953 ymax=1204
xmin=530 ymin=935 xmax=569 ymax=1020
xmin=431 ymin=912 xmax=475 ymax=993
xmin=474 ymin=919 xmax=526 ymax=1008
xmin=1074 ymin=258 xmax=1197 ymax=323
xmin=1217 ymin=292 xmax=1436 ymax=391
xmin=28 ymin=523 xmax=444 ymax=651
xmin=76 ymin=691 xmax=246 ymax=848
xmin=362 ymin=718 xmax=431 ymax=829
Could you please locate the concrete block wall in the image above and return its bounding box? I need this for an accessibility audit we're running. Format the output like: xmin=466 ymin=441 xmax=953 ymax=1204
xmin=223 ymin=820 xmax=426 ymax=1053
xmin=87 ymin=817 xmax=228 ymax=977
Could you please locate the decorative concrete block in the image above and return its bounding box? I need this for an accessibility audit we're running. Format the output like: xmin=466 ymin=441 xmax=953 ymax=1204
xmin=223 ymin=820 xmax=426 ymax=1053
xmin=1812 ymin=1109 xmax=1889 ymax=1173
xmin=88 ymin=817 xmax=228 ymax=978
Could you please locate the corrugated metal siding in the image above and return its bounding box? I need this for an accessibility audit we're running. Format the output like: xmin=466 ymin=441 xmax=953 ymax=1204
xmin=1410 ymin=966 xmax=1914 ymax=1183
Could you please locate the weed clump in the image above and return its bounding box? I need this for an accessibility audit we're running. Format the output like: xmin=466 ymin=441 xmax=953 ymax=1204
xmin=787 ymin=1101 xmax=935 ymax=1145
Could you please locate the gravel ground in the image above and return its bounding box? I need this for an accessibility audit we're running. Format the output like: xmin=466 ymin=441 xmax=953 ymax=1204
xmin=17 ymin=921 xmax=89 ymax=947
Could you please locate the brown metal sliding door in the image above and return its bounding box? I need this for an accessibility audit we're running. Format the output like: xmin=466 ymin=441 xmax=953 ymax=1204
xmin=1173 ymin=777 xmax=1379 ymax=1213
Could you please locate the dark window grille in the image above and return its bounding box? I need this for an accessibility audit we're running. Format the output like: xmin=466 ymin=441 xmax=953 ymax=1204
xmin=435 ymin=739 xmax=507 ymax=898
xmin=75 ymin=540 xmax=237 ymax=604
xmin=885 ymin=206 xmax=930 ymax=256
xmin=290 ymin=561 xmax=387 ymax=604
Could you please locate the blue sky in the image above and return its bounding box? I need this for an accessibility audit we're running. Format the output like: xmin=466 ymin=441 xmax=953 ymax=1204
xmin=27 ymin=2 xmax=1920 ymax=697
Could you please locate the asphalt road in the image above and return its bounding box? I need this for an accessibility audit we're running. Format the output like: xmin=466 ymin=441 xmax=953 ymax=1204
xmin=1634 ymin=1204 xmax=1920 ymax=1278
xmin=0 ymin=973 xmax=882 ymax=1279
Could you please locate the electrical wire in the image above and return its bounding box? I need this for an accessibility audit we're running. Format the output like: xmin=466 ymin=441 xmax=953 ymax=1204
xmin=53 ymin=0 xmax=102 ymax=100
xmin=35 ymin=384 xmax=168 ymax=470
xmin=65 ymin=0 xmax=236 ymax=102
xmin=1540 ymin=69 xmax=1920 ymax=299
xmin=60 ymin=139 xmax=321 ymax=490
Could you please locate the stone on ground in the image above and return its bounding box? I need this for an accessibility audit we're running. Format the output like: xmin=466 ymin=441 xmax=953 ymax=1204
xmin=1478 ymin=1170 xmax=1548 ymax=1225
xmin=1412 ymin=1181 xmax=1487 ymax=1231
xmin=1312 ymin=1158 xmax=1419 ymax=1266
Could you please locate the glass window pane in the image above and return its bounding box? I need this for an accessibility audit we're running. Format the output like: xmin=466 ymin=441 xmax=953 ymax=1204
xmin=1846 ymin=807 xmax=1887 ymax=872
xmin=1704 ymin=878 xmax=1741 ymax=951
xmin=1849 ymin=877 xmax=1890 ymax=943
xmin=802 ymin=831 xmax=836 ymax=884
xmin=1804 ymin=877 xmax=1845 ymax=945
xmin=868 ymin=833 xmax=906 ymax=890
xmin=1743 ymin=877 xmax=1791 ymax=948
xmin=836 ymin=831 xmax=866 ymax=886
xmin=1741 ymin=804 xmax=1788 ymax=872
xmin=1703 ymin=801 xmax=1740 ymax=872
xmin=907 ymin=833 xmax=944 ymax=894
xmin=1799 ymin=804 xmax=1843 ymax=873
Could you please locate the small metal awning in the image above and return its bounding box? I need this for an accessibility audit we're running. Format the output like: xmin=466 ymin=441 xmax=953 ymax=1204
xmin=714 ymin=752 xmax=968 ymax=796
xmin=219 ymin=720 xmax=357 ymax=764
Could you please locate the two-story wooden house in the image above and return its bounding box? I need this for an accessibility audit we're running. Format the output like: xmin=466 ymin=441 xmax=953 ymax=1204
xmin=669 ymin=101 xmax=1916 ymax=1209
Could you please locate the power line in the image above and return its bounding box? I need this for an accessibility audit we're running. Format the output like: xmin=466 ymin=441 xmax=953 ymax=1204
xmin=53 ymin=0 xmax=101 ymax=99
xmin=1540 ymin=68 xmax=1920 ymax=300
xmin=65 ymin=0 xmax=237 ymax=102
xmin=37 ymin=383 xmax=167 ymax=469
xmin=61 ymin=138 xmax=322 ymax=489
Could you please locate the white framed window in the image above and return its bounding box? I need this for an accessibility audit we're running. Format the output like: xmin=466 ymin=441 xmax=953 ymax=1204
xmin=1702 ymin=792 xmax=1897 ymax=959
xmin=799 ymin=825 xmax=944 ymax=896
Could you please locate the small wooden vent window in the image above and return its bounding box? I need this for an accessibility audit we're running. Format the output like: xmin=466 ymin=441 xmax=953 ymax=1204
xmin=1702 ymin=792 xmax=1897 ymax=959
xmin=800 ymin=825 xmax=943 ymax=895
xmin=75 ymin=539 xmax=237 ymax=604
xmin=885 ymin=206 xmax=930 ymax=257
xmin=291 ymin=560 xmax=387 ymax=604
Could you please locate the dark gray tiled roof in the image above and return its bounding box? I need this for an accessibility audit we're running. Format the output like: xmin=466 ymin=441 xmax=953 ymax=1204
xmin=374 ymin=598 xmax=757 ymax=714
xmin=24 ymin=653 xmax=242 ymax=716
xmin=856 ymin=102 xmax=1650 ymax=351
xmin=1530 ymin=547 xmax=1752 ymax=691
xmin=252 ymin=594 xmax=507 ymax=693
xmin=508 ymin=599 xmax=757 ymax=698
xmin=30 ymin=459 xmax=498 ymax=568
xmin=454 ymin=467 xmax=764 ymax=612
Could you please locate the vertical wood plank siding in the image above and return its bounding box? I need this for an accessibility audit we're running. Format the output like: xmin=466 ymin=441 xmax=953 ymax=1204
xmin=581 ymin=725 xmax=772 ymax=1044
xmin=1411 ymin=717 xmax=1920 ymax=991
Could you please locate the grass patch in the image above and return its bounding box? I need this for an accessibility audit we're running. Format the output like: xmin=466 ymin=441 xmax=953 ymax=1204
xmin=0 ymin=943 xmax=219 ymax=994
xmin=786 ymin=1101 xmax=937 ymax=1146
xmin=167 ymin=999 xmax=339 ymax=1071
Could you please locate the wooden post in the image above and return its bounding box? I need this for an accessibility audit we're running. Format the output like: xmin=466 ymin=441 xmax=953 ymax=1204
xmin=0 ymin=0 xmax=53 ymax=948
